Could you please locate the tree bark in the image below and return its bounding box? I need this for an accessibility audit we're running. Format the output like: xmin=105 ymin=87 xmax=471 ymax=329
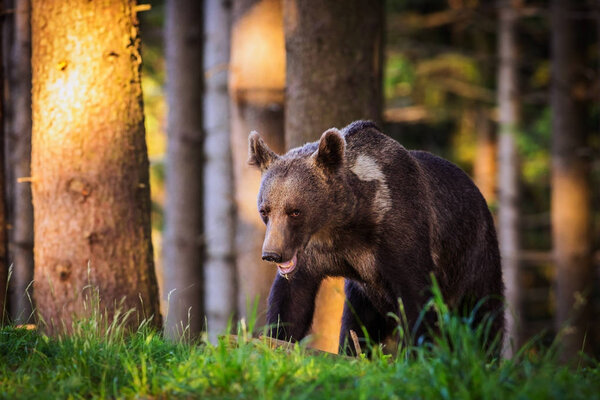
xmin=283 ymin=0 xmax=383 ymax=353
xmin=163 ymin=0 xmax=205 ymax=339
xmin=497 ymin=0 xmax=521 ymax=357
xmin=229 ymin=0 xmax=285 ymax=325
xmin=204 ymin=0 xmax=237 ymax=343
xmin=31 ymin=0 xmax=161 ymax=333
xmin=284 ymin=0 xmax=383 ymax=147
xmin=4 ymin=0 xmax=34 ymax=324
xmin=0 ymin=1 xmax=8 ymax=325
xmin=551 ymin=0 xmax=593 ymax=360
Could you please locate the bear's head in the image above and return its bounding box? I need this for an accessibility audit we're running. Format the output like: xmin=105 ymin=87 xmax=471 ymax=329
xmin=248 ymin=128 xmax=346 ymax=278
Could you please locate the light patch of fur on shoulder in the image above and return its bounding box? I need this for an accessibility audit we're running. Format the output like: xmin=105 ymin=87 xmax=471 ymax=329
xmin=351 ymin=154 xmax=392 ymax=222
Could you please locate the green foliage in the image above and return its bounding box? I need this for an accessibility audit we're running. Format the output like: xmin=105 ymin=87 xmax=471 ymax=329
xmin=385 ymin=51 xmax=487 ymax=122
xmin=1 ymin=287 xmax=598 ymax=399
xmin=518 ymin=107 xmax=551 ymax=184
xmin=385 ymin=53 xmax=416 ymax=104
xmin=139 ymin=0 xmax=166 ymax=159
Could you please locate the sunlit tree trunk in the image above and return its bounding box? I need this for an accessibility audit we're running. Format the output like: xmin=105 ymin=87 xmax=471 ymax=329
xmin=283 ymin=0 xmax=383 ymax=353
xmin=474 ymin=108 xmax=496 ymax=205
xmin=497 ymin=0 xmax=521 ymax=357
xmin=4 ymin=0 xmax=34 ymax=324
xmin=163 ymin=0 xmax=205 ymax=339
xmin=229 ymin=0 xmax=285 ymax=324
xmin=204 ymin=0 xmax=236 ymax=342
xmin=31 ymin=0 xmax=161 ymax=333
xmin=551 ymin=0 xmax=593 ymax=360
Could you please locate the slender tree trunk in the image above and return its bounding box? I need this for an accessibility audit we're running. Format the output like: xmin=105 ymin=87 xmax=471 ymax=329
xmin=0 ymin=2 xmax=7 ymax=324
xmin=229 ymin=0 xmax=285 ymax=325
xmin=31 ymin=0 xmax=161 ymax=333
xmin=5 ymin=0 xmax=34 ymax=324
xmin=283 ymin=0 xmax=383 ymax=353
xmin=163 ymin=0 xmax=205 ymax=339
xmin=497 ymin=0 xmax=521 ymax=357
xmin=474 ymin=108 xmax=497 ymax=205
xmin=551 ymin=0 xmax=593 ymax=359
xmin=204 ymin=0 xmax=236 ymax=342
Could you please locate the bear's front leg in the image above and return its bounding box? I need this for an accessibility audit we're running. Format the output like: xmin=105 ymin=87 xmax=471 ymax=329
xmin=266 ymin=267 xmax=322 ymax=342
xmin=340 ymin=279 xmax=388 ymax=355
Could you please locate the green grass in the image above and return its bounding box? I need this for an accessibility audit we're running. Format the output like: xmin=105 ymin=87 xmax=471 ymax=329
xmin=1 ymin=289 xmax=599 ymax=399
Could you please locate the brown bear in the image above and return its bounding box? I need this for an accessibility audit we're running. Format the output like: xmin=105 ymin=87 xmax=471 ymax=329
xmin=248 ymin=121 xmax=504 ymax=354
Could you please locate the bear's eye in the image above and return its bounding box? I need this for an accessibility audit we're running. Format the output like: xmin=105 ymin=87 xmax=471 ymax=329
xmin=259 ymin=208 xmax=269 ymax=218
xmin=288 ymin=209 xmax=301 ymax=218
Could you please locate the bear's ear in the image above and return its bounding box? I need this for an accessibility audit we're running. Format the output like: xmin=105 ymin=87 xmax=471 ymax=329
xmin=248 ymin=131 xmax=279 ymax=172
xmin=313 ymin=128 xmax=345 ymax=173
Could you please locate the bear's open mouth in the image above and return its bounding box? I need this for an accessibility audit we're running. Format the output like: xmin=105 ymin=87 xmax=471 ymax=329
xmin=277 ymin=253 xmax=298 ymax=277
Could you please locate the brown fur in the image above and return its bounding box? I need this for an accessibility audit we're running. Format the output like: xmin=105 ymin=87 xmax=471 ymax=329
xmin=249 ymin=121 xmax=504 ymax=354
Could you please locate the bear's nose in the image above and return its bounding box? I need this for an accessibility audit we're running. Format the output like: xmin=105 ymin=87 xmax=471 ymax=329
xmin=262 ymin=251 xmax=282 ymax=263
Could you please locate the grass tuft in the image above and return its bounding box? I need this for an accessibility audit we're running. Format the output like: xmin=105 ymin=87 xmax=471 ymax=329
xmin=0 ymin=285 xmax=598 ymax=399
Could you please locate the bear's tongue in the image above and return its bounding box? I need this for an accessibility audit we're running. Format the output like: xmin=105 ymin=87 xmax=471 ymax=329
xmin=277 ymin=253 xmax=297 ymax=275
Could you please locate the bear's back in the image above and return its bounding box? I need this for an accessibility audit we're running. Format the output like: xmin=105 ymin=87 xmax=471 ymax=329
xmin=342 ymin=121 xmax=496 ymax=270
xmin=342 ymin=121 xmax=488 ymax=215
xmin=342 ymin=121 xmax=411 ymax=172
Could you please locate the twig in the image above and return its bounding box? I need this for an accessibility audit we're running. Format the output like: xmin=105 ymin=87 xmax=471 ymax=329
xmin=17 ymin=176 xmax=38 ymax=183
xmin=349 ymin=330 xmax=362 ymax=355
xmin=134 ymin=4 xmax=152 ymax=13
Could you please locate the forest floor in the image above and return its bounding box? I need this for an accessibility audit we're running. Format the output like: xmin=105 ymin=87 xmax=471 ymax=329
xmin=1 ymin=292 xmax=599 ymax=399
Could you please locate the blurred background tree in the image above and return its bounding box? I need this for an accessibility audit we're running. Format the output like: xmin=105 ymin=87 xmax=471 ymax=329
xmin=163 ymin=0 xmax=205 ymax=339
xmin=3 ymin=0 xmax=34 ymax=325
xmin=202 ymin=0 xmax=237 ymax=344
xmin=0 ymin=0 xmax=7 ymax=326
xmin=228 ymin=0 xmax=285 ymax=326
xmin=497 ymin=0 xmax=522 ymax=357
xmin=550 ymin=0 xmax=595 ymax=359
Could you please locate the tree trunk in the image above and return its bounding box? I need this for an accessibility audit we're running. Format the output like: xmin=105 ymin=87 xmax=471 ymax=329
xmin=204 ymin=0 xmax=237 ymax=342
xmin=497 ymin=0 xmax=521 ymax=357
xmin=283 ymin=0 xmax=383 ymax=353
xmin=551 ymin=0 xmax=593 ymax=360
xmin=229 ymin=0 xmax=285 ymax=325
xmin=0 ymin=2 xmax=7 ymax=325
xmin=474 ymin=108 xmax=496 ymax=205
xmin=4 ymin=0 xmax=34 ymax=324
xmin=31 ymin=0 xmax=161 ymax=333
xmin=163 ymin=0 xmax=205 ymax=339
